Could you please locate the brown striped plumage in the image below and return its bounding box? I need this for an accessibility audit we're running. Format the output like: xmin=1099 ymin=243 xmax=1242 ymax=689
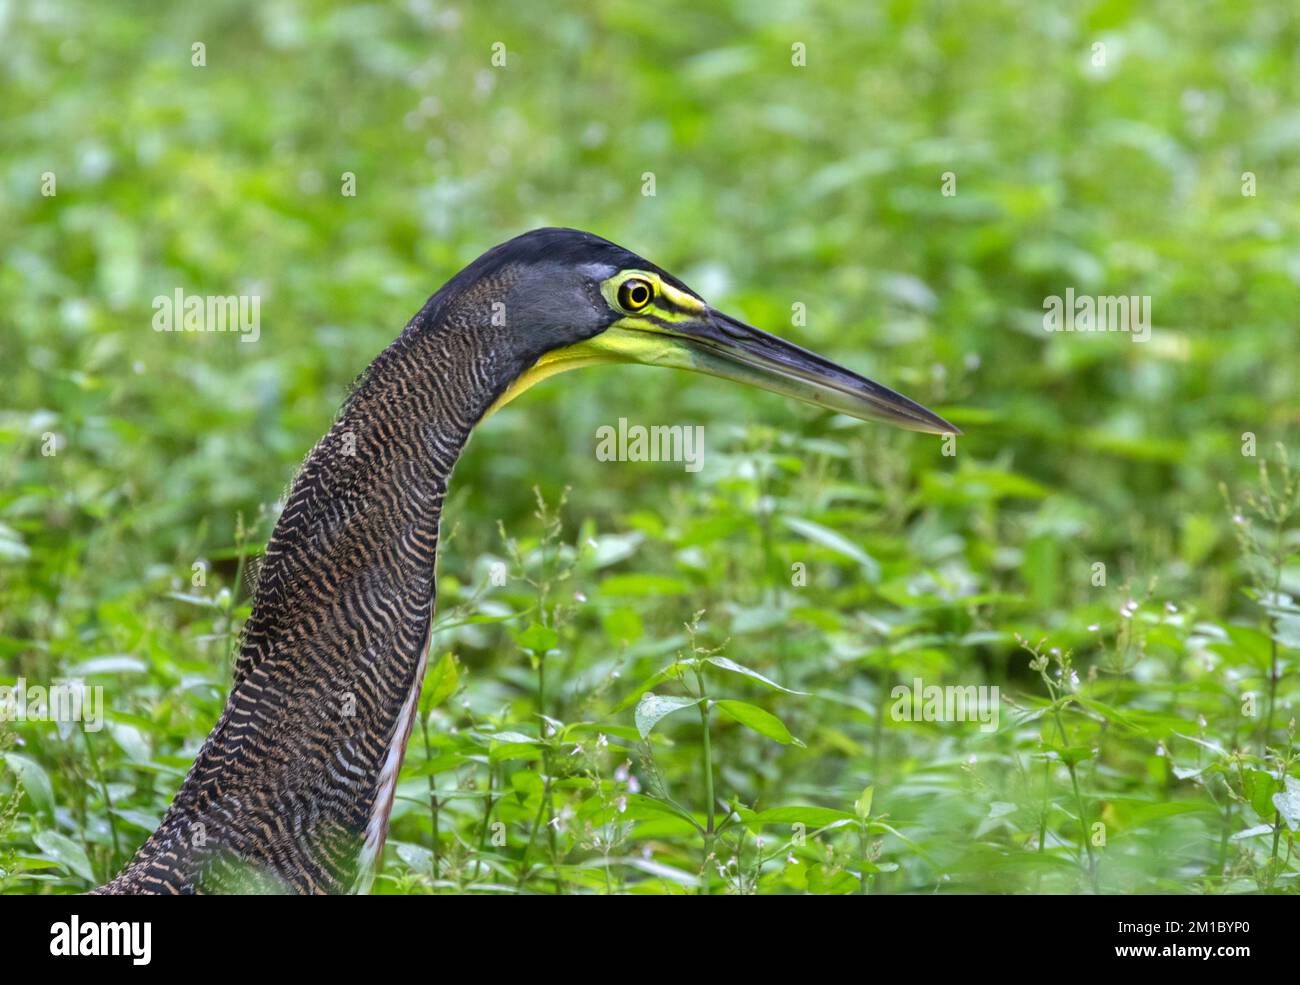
xmin=95 ymin=227 xmax=954 ymax=894
xmin=97 ymin=231 xmax=631 ymax=894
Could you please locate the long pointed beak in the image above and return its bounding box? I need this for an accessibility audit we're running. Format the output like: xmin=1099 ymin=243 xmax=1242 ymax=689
xmin=653 ymin=308 xmax=958 ymax=434
xmin=484 ymin=301 xmax=959 ymax=433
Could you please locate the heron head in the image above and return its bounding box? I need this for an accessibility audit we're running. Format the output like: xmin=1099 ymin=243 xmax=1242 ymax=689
xmin=468 ymin=227 xmax=957 ymax=434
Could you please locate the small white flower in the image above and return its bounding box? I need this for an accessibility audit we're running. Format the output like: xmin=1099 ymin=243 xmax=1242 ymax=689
xmin=1087 ymin=624 xmax=1100 ymax=632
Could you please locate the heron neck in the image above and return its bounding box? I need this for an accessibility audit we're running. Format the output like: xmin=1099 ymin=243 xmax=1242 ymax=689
xmin=102 ymin=314 xmax=513 ymax=894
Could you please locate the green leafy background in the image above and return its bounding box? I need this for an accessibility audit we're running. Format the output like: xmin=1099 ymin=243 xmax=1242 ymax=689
xmin=1 ymin=0 xmax=1298 ymax=893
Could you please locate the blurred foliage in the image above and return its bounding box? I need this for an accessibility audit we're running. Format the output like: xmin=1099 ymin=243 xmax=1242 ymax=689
xmin=1 ymin=0 xmax=1298 ymax=894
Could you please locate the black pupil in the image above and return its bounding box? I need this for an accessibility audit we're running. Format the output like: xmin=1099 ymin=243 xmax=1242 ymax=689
xmin=625 ymin=282 xmax=649 ymax=307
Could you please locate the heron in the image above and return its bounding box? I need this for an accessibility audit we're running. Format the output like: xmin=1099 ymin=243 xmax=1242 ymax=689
xmin=95 ymin=227 xmax=956 ymax=894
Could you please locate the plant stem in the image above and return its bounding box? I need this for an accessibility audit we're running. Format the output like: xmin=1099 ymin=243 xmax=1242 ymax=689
xmin=474 ymin=760 xmax=496 ymax=881
xmin=1038 ymin=758 xmax=1050 ymax=854
xmin=517 ymin=783 xmax=546 ymax=889
xmin=1268 ymin=810 xmax=1282 ymax=889
xmin=694 ymin=667 xmax=716 ymax=882
xmin=81 ymin=729 xmax=120 ymax=875
xmin=226 ymin=512 xmax=249 ymax=671
xmin=698 ymin=692 xmax=715 ymax=833
xmin=858 ymin=822 xmax=870 ymax=895
xmin=543 ymin=764 xmax=563 ymax=894
xmin=537 ymin=656 xmax=546 ymax=721
xmin=1261 ymin=517 xmax=1284 ymax=755
xmin=419 ymin=714 xmax=440 ymax=880
xmin=1047 ymin=687 xmax=1098 ymax=891
xmin=873 ymin=660 xmax=889 ymax=777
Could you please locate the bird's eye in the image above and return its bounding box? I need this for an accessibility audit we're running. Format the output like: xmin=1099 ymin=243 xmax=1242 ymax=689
xmin=618 ymin=278 xmax=653 ymax=312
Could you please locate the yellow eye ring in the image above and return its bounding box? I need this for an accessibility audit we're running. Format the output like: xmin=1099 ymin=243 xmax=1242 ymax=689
xmin=618 ymin=278 xmax=653 ymax=312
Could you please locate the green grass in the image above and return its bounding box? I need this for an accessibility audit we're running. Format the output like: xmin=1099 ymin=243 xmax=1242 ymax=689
xmin=1 ymin=0 xmax=1298 ymax=894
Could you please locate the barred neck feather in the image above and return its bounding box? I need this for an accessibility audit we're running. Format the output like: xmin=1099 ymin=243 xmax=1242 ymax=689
xmin=98 ymin=276 xmax=518 ymax=894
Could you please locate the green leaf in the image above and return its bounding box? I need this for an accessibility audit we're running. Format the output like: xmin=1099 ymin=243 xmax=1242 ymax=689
xmin=1101 ymin=798 xmax=1215 ymax=831
xmin=109 ymin=722 xmax=151 ymax=764
xmin=65 ymin=654 xmax=148 ymax=676
xmin=621 ymin=794 xmax=702 ymax=829
xmin=4 ymin=753 xmax=53 ymax=814
xmin=782 ymin=516 xmax=880 ymax=581
xmin=395 ymin=842 xmax=434 ymax=874
xmin=421 ymin=651 xmax=459 ymax=712
xmin=601 ymin=607 xmax=644 ymax=646
xmin=0 ymin=522 xmax=31 ymax=562
xmin=563 ymin=722 xmax=641 ymax=743
xmin=634 ymin=693 xmax=701 ymax=739
xmin=513 ymin=622 xmax=558 ymax=653
xmin=854 ymin=785 xmax=874 ymax=819
xmin=1042 ymin=741 xmax=1094 ymax=767
xmin=715 ymin=699 xmax=801 ymax=746
xmin=612 ymin=661 xmax=692 ymax=713
xmin=807 ymin=863 xmax=858 ymax=894
xmin=1075 ymin=697 xmax=1145 ymax=734
xmin=753 ymin=806 xmax=857 ymax=827
xmin=34 ymin=830 xmax=95 ymax=883
xmin=482 ymin=731 xmax=541 ymax=745
xmin=587 ymin=532 xmax=644 ymax=567
xmin=1243 ymin=768 xmax=1279 ymax=819
xmin=1272 ymin=615 xmax=1300 ymax=650
xmin=164 ymin=592 xmax=220 ymax=608
xmin=600 ymin=573 xmax=690 ymax=596
xmin=489 ymin=742 xmax=544 ymax=763
xmin=705 ymin=656 xmax=807 ymax=695
xmin=1230 ymin=823 xmax=1274 ymax=842
xmin=110 ymin=807 xmax=162 ymax=833
xmin=865 ymin=820 xmax=935 ymax=862
xmin=1210 ymin=626 xmax=1273 ymax=671
xmin=1273 ymin=777 xmax=1300 ymax=831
